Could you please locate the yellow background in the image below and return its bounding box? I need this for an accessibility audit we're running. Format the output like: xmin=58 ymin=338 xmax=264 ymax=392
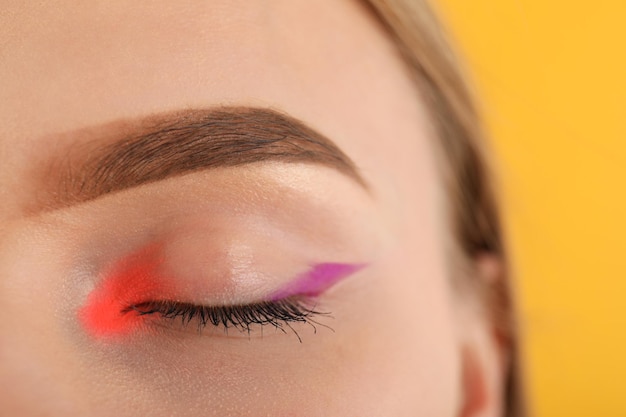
xmin=434 ymin=1 xmax=626 ymax=416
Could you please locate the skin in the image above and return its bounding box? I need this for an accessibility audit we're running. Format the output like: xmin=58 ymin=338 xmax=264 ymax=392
xmin=0 ymin=1 xmax=505 ymax=416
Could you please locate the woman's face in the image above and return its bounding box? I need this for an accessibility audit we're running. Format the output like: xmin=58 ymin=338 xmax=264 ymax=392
xmin=0 ymin=1 xmax=502 ymax=416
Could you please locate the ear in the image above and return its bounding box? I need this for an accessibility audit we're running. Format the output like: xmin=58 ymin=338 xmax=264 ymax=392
xmin=457 ymin=253 xmax=510 ymax=417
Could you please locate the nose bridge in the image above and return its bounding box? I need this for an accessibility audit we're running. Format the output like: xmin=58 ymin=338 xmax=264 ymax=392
xmin=0 ymin=320 xmax=78 ymax=415
xmin=0 ymin=222 xmax=80 ymax=416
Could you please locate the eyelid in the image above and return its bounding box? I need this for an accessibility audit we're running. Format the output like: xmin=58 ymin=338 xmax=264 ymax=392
xmin=78 ymin=236 xmax=366 ymax=339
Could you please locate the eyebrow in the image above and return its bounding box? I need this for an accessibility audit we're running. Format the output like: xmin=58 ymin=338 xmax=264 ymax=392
xmin=31 ymin=107 xmax=367 ymax=213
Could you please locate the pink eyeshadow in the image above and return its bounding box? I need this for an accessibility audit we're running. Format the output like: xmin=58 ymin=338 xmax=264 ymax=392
xmin=269 ymin=262 xmax=366 ymax=301
xmin=78 ymin=243 xmax=178 ymax=339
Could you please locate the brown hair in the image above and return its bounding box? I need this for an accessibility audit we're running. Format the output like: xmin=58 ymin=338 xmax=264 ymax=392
xmin=362 ymin=0 xmax=525 ymax=415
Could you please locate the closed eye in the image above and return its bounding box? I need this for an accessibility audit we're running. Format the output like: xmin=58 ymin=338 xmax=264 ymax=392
xmin=125 ymin=297 xmax=333 ymax=342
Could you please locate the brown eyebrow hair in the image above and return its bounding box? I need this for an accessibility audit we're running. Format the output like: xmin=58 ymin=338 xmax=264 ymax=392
xmin=30 ymin=107 xmax=367 ymax=213
xmin=29 ymin=107 xmax=368 ymax=213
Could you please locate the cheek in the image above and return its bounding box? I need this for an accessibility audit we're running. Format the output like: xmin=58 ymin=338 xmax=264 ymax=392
xmin=326 ymin=165 xmax=463 ymax=415
xmin=321 ymin=247 xmax=461 ymax=416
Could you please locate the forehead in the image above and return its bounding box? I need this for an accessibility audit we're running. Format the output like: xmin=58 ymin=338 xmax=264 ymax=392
xmin=0 ymin=0 xmax=437 ymax=222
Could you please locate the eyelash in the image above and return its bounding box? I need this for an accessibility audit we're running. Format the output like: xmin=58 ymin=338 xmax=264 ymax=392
xmin=124 ymin=298 xmax=331 ymax=342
